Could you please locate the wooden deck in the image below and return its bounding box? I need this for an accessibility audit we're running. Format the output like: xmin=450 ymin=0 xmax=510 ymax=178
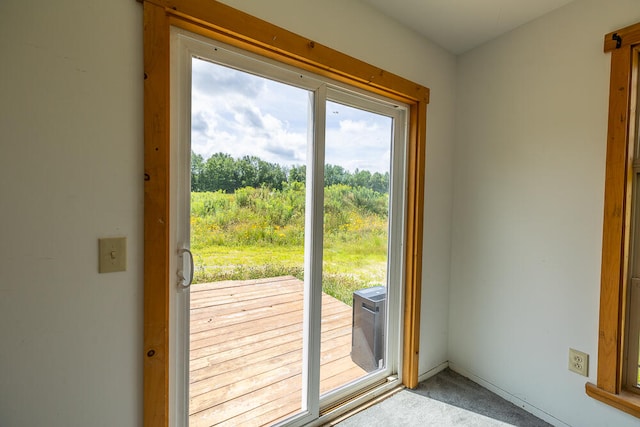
xmin=189 ymin=276 xmax=366 ymax=427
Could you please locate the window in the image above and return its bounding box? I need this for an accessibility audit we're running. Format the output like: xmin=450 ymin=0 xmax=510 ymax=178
xmin=141 ymin=1 xmax=429 ymax=426
xmin=586 ymin=22 xmax=640 ymax=417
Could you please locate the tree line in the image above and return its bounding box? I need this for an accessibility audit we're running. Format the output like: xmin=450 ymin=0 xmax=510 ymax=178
xmin=191 ymin=152 xmax=390 ymax=194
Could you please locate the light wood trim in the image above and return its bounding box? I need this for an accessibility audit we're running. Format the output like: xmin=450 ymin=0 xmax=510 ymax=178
xmin=604 ymin=22 xmax=640 ymax=53
xmin=597 ymin=45 xmax=633 ymax=394
xmin=142 ymin=0 xmax=429 ymax=424
xmin=402 ymin=101 xmax=426 ymax=388
xmin=586 ymin=382 xmax=640 ymax=418
xmin=143 ymin=2 xmax=171 ymax=427
xmin=594 ymin=22 xmax=640 ymax=418
xmin=146 ymin=0 xmax=428 ymax=105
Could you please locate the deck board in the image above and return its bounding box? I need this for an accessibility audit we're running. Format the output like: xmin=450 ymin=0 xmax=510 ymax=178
xmin=189 ymin=276 xmax=366 ymax=426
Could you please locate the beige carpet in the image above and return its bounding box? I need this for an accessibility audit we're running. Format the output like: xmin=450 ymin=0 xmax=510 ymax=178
xmin=337 ymin=369 xmax=553 ymax=427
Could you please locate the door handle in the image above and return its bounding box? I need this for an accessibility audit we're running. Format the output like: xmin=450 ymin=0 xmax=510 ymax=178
xmin=177 ymin=248 xmax=194 ymax=289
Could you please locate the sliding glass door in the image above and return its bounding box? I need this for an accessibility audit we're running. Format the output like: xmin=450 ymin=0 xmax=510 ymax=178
xmin=170 ymin=28 xmax=407 ymax=427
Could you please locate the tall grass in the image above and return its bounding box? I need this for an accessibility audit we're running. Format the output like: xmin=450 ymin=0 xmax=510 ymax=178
xmin=190 ymin=184 xmax=388 ymax=305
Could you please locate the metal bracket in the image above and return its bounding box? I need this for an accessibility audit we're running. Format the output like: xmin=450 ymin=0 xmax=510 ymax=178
xmin=613 ymin=33 xmax=622 ymax=49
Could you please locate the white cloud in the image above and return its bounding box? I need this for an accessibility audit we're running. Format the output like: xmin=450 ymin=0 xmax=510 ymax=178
xmin=190 ymin=57 xmax=393 ymax=173
xmin=338 ymin=119 xmax=378 ymax=133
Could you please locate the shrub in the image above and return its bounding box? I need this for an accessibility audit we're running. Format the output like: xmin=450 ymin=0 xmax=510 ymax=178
xmin=190 ymin=182 xmax=389 ymax=305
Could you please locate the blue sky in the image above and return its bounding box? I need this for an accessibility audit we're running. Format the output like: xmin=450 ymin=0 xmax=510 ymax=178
xmin=190 ymin=57 xmax=392 ymax=174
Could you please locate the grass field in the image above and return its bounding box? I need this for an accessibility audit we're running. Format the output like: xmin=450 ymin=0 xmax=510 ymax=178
xmin=190 ymin=186 xmax=388 ymax=305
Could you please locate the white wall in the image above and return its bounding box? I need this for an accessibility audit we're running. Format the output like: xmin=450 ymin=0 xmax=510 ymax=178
xmin=9 ymin=0 xmax=640 ymax=425
xmin=218 ymin=0 xmax=458 ymax=377
xmin=450 ymin=0 xmax=640 ymax=426
xmin=0 ymin=1 xmax=455 ymax=426
xmin=0 ymin=1 xmax=144 ymax=426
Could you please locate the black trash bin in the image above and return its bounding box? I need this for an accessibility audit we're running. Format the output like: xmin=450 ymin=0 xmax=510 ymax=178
xmin=350 ymin=286 xmax=386 ymax=372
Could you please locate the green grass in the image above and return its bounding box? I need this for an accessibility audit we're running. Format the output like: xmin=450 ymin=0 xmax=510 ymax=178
xmin=190 ymin=186 xmax=388 ymax=305
xmin=194 ymin=262 xmax=304 ymax=284
xmin=192 ymin=242 xmax=387 ymax=305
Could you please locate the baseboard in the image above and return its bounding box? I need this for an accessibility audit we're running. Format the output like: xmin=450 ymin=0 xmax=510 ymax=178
xmin=417 ymin=361 xmax=449 ymax=383
xmin=448 ymin=363 xmax=570 ymax=427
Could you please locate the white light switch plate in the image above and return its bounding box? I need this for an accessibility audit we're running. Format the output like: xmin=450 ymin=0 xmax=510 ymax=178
xmin=99 ymin=237 xmax=127 ymax=273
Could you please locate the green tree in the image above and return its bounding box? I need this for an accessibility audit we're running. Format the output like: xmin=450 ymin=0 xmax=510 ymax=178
xmin=256 ymin=159 xmax=287 ymax=190
xmin=201 ymin=152 xmax=239 ymax=193
xmin=191 ymin=152 xmax=205 ymax=191
xmin=325 ymin=164 xmax=349 ymax=187
xmin=236 ymin=155 xmax=260 ymax=188
xmin=351 ymin=168 xmax=371 ymax=189
xmin=370 ymin=172 xmax=389 ymax=194
xmin=288 ymin=164 xmax=306 ymax=184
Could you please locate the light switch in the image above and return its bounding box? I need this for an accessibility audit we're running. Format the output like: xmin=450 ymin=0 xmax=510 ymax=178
xmin=99 ymin=237 xmax=127 ymax=273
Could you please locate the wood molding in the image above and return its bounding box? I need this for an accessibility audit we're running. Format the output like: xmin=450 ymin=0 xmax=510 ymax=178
xmin=143 ymin=2 xmax=170 ymax=427
xmin=604 ymin=22 xmax=640 ymax=53
xmin=597 ymin=45 xmax=633 ymax=394
xmin=402 ymin=101 xmax=426 ymax=389
xmin=586 ymin=383 xmax=640 ymax=419
xmin=593 ymin=22 xmax=640 ymax=418
xmin=147 ymin=0 xmax=428 ymax=105
xmin=142 ymin=0 xmax=429 ymax=424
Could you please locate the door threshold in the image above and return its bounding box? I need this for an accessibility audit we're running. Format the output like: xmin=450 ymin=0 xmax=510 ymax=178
xmin=316 ymin=380 xmax=405 ymax=426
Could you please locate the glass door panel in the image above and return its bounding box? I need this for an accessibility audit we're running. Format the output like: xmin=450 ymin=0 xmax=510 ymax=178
xmin=188 ymin=56 xmax=312 ymax=426
xmin=319 ymin=99 xmax=393 ymax=396
xmin=173 ymin=31 xmax=407 ymax=426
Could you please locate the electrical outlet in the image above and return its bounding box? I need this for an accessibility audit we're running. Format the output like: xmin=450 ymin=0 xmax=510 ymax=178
xmin=568 ymin=348 xmax=589 ymax=376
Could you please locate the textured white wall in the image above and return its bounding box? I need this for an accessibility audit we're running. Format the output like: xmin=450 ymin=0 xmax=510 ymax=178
xmin=450 ymin=0 xmax=640 ymax=426
xmin=0 ymin=1 xmax=455 ymax=426
xmin=218 ymin=0 xmax=457 ymax=376
xmin=6 ymin=0 xmax=640 ymax=425
xmin=0 ymin=1 xmax=143 ymax=426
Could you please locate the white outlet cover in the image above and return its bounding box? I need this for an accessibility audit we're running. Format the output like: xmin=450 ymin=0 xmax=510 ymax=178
xmin=568 ymin=348 xmax=589 ymax=377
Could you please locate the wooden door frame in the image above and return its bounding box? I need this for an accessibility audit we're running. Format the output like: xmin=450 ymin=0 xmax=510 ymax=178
xmin=141 ymin=1 xmax=429 ymax=425
xmin=586 ymin=22 xmax=640 ymax=418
